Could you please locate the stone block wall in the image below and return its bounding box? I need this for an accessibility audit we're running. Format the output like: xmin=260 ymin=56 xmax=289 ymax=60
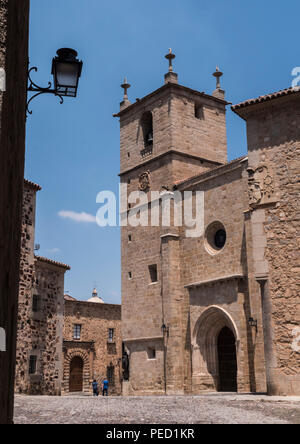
xmin=0 ymin=0 xmax=29 ymax=424
xmin=15 ymin=182 xmax=69 ymax=396
xmin=241 ymin=95 xmax=300 ymax=395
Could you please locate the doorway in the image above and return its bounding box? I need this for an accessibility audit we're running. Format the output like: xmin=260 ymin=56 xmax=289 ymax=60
xmin=69 ymin=356 xmax=83 ymax=392
xmin=218 ymin=327 xmax=237 ymax=392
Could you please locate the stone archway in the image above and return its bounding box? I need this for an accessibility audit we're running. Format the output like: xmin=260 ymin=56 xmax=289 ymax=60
xmin=191 ymin=306 xmax=240 ymax=393
xmin=63 ymin=349 xmax=90 ymax=394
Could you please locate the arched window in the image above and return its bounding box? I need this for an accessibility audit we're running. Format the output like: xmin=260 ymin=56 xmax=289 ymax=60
xmin=141 ymin=111 xmax=153 ymax=147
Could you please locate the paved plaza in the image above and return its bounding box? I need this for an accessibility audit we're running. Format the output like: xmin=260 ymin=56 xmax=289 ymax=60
xmin=14 ymin=394 xmax=300 ymax=424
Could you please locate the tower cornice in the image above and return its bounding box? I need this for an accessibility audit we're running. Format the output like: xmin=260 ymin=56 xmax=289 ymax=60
xmin=114 ymin=82 xmax=231 ymax=119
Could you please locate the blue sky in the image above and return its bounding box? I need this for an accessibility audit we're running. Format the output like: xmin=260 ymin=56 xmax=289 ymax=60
xmin=26 ymin=0 xmax=299 ymax=303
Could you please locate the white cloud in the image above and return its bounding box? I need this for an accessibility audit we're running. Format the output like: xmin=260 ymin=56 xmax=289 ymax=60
xmin=58 ymin=210 xmax=96 ymax=224
xmin=45 ymin=248 xmax=61 ymax=254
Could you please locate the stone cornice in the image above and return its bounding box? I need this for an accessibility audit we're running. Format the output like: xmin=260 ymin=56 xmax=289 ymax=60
xmin=185 ymin=274 xmax=245 ymax=289
xmin=123 ymin=336 xmax=164 ymax=343
xmin=119 ymin=150 xmax=222 ymax=177
xmin=114 ymin=82 xmax=230 ymax=119
xmin=175 ymin=156 xmax=247 ymax=191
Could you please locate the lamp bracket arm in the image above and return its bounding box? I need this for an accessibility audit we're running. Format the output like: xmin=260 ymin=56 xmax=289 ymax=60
xmin=28 ymin=67 xmax=53 ymax=92
xmin=26 ymin=66 xmax=64 ymax=116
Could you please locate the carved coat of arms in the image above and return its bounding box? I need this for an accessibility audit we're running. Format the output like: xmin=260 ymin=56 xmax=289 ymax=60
xmin=139 ymin=171 xmax=151 ymax=192
xmin=247 ymin=164 xmax=275 ymax=207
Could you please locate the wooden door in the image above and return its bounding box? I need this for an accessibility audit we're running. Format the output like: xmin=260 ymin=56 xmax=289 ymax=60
xmin=218 ymin=327 xmax=238 ymax=392
xmin=69 ymin=356 xmax=83 ymax=392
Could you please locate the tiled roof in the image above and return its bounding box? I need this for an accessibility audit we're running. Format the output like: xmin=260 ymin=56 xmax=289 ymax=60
xmin=24 ymin=178 xmax=42 ymax=191
xmin=232 ymin=86 xmax=300 ymax=112
xmin=35 ymin=255 xmax=71 ymax=271
xmin=64 ymin=294 xmax=77 ymax=301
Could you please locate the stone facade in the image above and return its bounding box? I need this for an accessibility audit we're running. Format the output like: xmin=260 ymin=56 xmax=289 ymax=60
xmin=0 ymin=0 xmax=30 ymax=424
xmin=63 ymin=299 xmax=122 ymax=395
xmin=15 ymin=180 xmax=69 ymax=396
xmin=117 ymin=58 xmax=300 ymax=396
xmin=232 ymin=90 xmax=300 ymax=395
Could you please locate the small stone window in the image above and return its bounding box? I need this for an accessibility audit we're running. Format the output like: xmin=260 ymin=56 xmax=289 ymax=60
xmin=32 ymin=295 xmax=40 ymax=313
xmin=128 ymin=234 xmax=132 ymax=243
xmin=29 ymin=355 xmax=37 ymax=375
xmin=73 ymin=324 xmax=82 ymax=340
xmin=128 ymin=272 xmax=132 ymax=280
xmin=147 ymin=348 xmax=156 ymax=360
xmin=195 ymin=103 xmax=204 ymax=120
xmin=108 ymin=328 xmax=115 ymax=343
xmin=149 ymin=264 xmax=158 ymax=283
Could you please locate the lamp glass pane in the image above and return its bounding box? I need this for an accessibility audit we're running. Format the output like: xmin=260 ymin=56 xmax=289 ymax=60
xmin=55 ymin=62 xmax=79 ymax=88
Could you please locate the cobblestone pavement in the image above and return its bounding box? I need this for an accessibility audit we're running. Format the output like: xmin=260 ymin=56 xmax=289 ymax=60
xmin=14 ymin=394 xmax=300 ymax=424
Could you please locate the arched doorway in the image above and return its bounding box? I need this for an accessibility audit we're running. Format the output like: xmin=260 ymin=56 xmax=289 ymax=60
xmin=69 ymin=356 xmax=83 ymax=392
xmin=192 ymin=306 xmax=240 ymax=393
xmin=217 ymin=327 xmax=237 ymax=392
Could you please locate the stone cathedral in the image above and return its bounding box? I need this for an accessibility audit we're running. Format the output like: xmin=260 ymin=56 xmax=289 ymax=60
xmin=116 ymin=51 xmax=300 ymax=397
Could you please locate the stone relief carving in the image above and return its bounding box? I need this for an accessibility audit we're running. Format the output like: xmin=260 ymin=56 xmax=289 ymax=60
xmin=139 ymin=171 xmax=151 ymax=192
xmin=247 ymin=163 xmax=275 ymax=207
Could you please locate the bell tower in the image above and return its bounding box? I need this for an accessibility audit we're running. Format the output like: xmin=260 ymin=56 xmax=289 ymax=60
xmin=115 ymin=51 xmax=230 ymax=395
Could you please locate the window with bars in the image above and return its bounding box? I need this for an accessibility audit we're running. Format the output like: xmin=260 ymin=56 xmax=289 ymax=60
xmin=29 ymin=355 xmax=37 ymax=374
xmin=73 ymin=324 xmax=82 ymax=340
xmin=108 ymin=328 xmax=114 ymax=343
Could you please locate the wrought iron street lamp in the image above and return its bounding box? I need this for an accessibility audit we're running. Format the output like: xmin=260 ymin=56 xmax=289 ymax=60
xmin=161 ymin=324 xmax=169 ymax=338
xmin=248 ymin=317 xmax=258 ymax=332
xmin=27 ymin=48 xmax=83 ymax=115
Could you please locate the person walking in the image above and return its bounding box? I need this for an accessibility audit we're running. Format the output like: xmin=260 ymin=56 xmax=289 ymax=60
xmin=102 ymin=377 xmax=109 ymax=396
xmin=92 ymin=379 xmax=99 ymax=397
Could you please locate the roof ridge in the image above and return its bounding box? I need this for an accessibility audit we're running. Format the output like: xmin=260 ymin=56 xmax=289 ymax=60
xmin=24 ymin=178 xmax=42 ymax=191
xmin=35 ymin=255 xmax=71 ymax=270
xmin=232 ymin=86 xmax=300 ymax=111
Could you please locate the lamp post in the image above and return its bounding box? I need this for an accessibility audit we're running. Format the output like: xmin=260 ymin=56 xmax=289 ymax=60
xmin=27 ymin=48 xmax=83 ymax=115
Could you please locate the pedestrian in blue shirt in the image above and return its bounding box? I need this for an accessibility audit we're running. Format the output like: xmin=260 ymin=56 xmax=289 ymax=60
xmin=102 ymin=378 xmax=109 ymax=396
xmin=92 ymin=379 xmax=99 ymax=397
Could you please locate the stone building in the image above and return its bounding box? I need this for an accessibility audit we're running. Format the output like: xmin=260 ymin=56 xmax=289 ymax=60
xmin=116 ymin=51 xmax=300 ymax=396
xmin=15 ymin=181 xmax=122 ymax=396
xmin=0 ymin=0 xmax=30 ymax=424
xmin=63 ymin=290 xmax=122 ymax=395
xmin=15 ymin=180 xmax=70 ymax=396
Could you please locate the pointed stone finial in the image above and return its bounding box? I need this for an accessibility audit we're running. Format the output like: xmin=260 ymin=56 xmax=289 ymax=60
xmin=120 ymin=77 xmax=131 ymax=110
xmin=212 ymin=66 xmax=225 ymax=99
xmin=164 ymin=49 xmax=178 ymax=85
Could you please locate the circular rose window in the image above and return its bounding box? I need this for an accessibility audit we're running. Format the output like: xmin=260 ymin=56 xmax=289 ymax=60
xmin=204 ymin=221 xmax=227 ymax=255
